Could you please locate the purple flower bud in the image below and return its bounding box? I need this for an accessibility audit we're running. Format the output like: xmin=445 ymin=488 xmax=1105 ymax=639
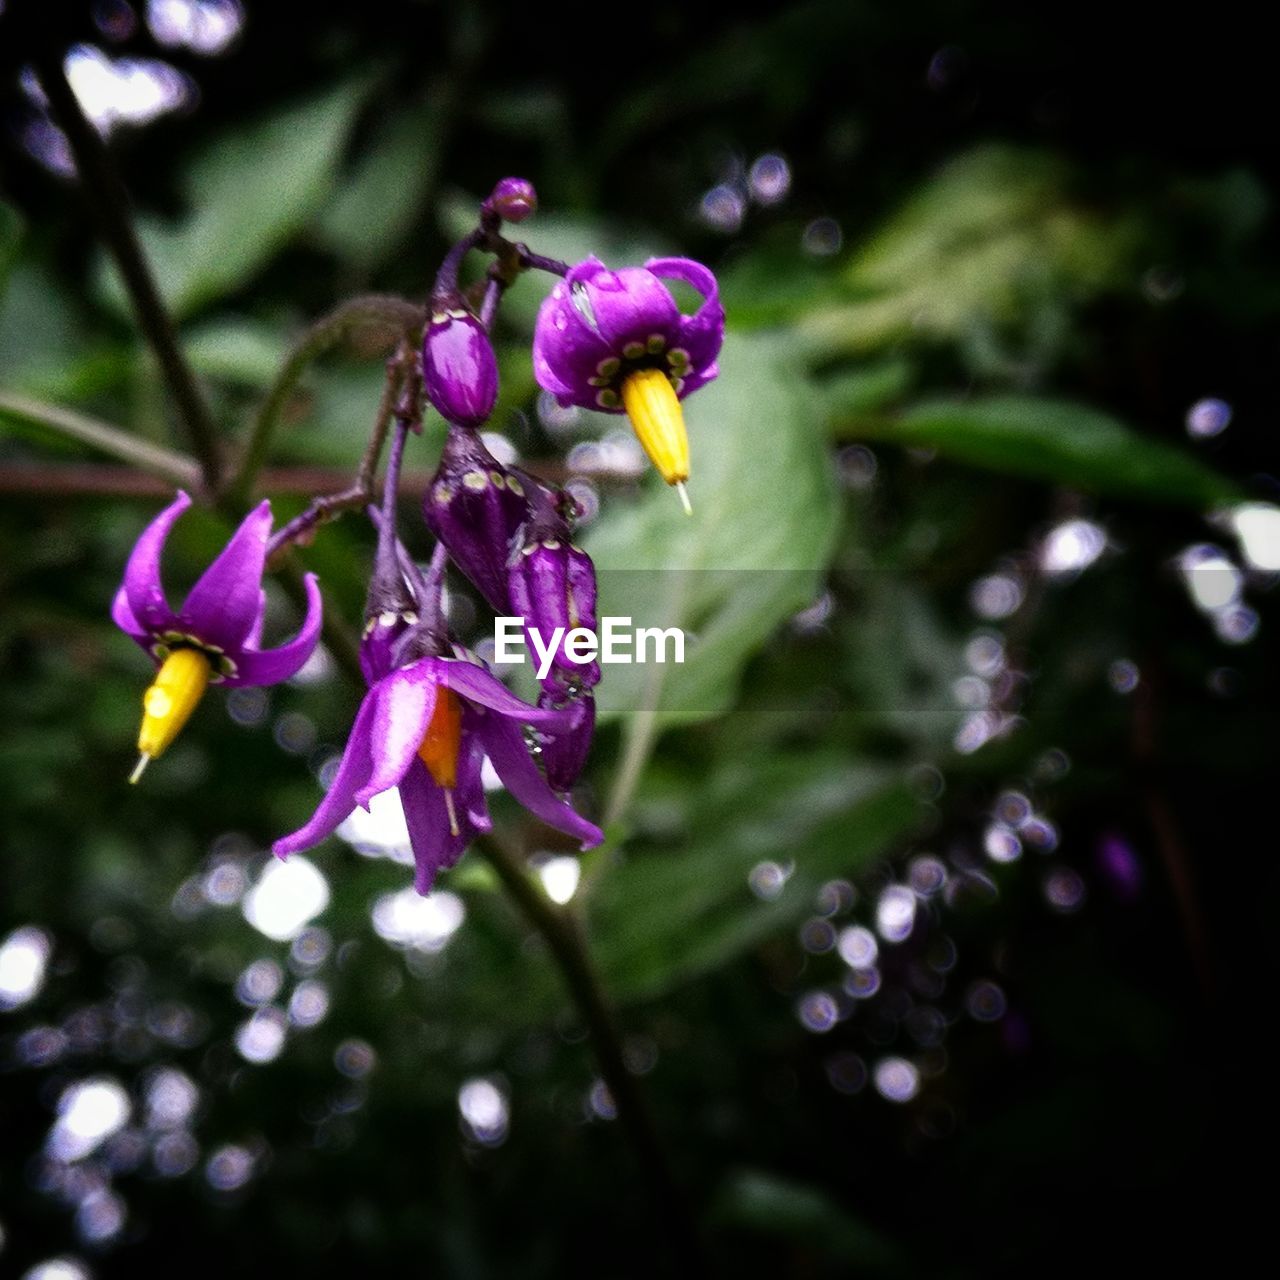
xmin=424 ymin=425 xmax=529 ymax=613
xmin=537 ymin=693 xmax=595 ymax=793
xmin=508 ymin=532 xmax=599 ymax=696
xmin=422 ymin=308 xmax=499 ymax=428
xmin=484 ymin=177 xmax=538 ymax=224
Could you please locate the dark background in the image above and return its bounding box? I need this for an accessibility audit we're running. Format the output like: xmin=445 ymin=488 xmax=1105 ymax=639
xmin=0 ymin=1 xmax=1275 ymax=1275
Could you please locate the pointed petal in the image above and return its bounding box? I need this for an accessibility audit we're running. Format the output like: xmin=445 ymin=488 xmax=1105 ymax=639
xmin=245 ymin=590 xmax=267 ymax=650
xmin=179 ymin=500 xmax=273 ymax=651
xmin=224 ymin=574 xmax=323 ymax=688
xmin=647 ymin=256 xmax=725 ymax=388
xmin=352 ymin=664 xmax=437 ymax=808
xmin=111 ymin=585 xmax=151 ymax=648
xmin=457 ymin=725 xmax=492 ymax=835
xmin=586 ymin=265 xmax=679 ymax=349
xmin=399 ymin=763 xmax=454 ymax=894
xmin=123 ymin=490 xmax=191 ymax=635
xmin=273 ymin=691 xmax=378 ymax=857
xmin=434 ymin=658 xmax=569 ymax=726
xmin=479 ymin=714 xmax=603 ymax=849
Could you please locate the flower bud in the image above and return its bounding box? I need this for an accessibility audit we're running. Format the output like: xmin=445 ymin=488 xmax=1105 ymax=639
xmin=484 ymin=177 xmax=537 ymax=224
xmin=422 ymin=309 xmax=499 ymax=428
xmin=537 ymin=693 xmax=595 ymax=793
xmin=424 ymin=425 xmax=529 ymax=613
xmin=508 ymin=535 xmax=599 ymax=696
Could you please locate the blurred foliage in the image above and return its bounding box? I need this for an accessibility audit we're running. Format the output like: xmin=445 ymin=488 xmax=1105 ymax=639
xmin=0 ymin=0 xmax=1276 ymax=1276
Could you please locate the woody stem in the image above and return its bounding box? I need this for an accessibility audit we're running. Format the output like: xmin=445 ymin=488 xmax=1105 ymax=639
xmin=478 ymin=836 xmax=703 ymax=1272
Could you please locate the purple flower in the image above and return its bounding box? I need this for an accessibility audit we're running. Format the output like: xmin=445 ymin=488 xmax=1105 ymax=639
xmin=532 ymin=256 xmax=725 ymax=507
xmin=273 ymin=652 xmax=602 ymax=893
xmin=424 ymin=424 xmax=529 ymax=613
xmin=111 ymin=490 xmax=322 ymax=780
xmin=422 ymin=307 xmax=499 ymax=428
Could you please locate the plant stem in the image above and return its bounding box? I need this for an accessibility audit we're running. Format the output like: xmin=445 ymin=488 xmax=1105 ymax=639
xmin=0 ymin=391 xmax=201 ymax=487
xmin=34 ymin=49 xmax=224 ymax=495
xmin=479 ymin=836 xmax=702 ymax=1271
xmin=232 ymin=296 xmax=424 ymax=505
xmin=264 ymin=345 xmax=410 ymax=558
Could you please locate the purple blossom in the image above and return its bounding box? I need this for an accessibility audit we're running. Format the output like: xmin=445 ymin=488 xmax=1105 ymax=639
xmin=422 ymin=308 xmax=499 ymax=428
xmin=532 ymin=256 xmax=724 ymax=414
xmin=111 ymin=490 xmax=322 ymax=778
xmin=112 ymin=490 xmax=321 ymax=685
xmin=273 ymin=651 xmax=602 ymax=893
xmin=423 ymin=424 xmax=529 ymax=613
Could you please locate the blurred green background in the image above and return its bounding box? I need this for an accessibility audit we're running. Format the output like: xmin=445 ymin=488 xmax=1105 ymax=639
xmin=0 ymin=1 xmax=1275 ymax=1275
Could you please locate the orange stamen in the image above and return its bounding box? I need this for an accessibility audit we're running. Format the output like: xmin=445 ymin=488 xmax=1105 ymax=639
xmin=418 ymin=688 xmax=463 ymax=791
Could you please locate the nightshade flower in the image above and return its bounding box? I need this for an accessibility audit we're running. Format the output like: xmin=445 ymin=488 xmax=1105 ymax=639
xmin=532 ymin=256 xmax=725 ymax=511
xmin=111 ymin=491 xmax=322 ymax=782
xmin=273 ymin=645 xmax=602 ymax=894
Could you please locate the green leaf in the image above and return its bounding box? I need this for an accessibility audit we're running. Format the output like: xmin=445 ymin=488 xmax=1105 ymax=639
xmin=99 ymin=79 xmax=368 ymax=319
xmin=0 ymin=202 xmax=22 ymax=294
xmin=798 ymin=145 xmax=1137 ymax=358
xmin=584 ymin=333 xmax=840 ymax=727
xmin=314 ymin=95 xmax=446 ymax=269
xmin=846 ymin=395 xmax=1240 ymax=508
xmin=712 ymin=1170 xmax=907 ymax=1268
xmin=183 ymin=316 xmax=290 ymax=385
xmin=590 ymin=759 xmax=918 ymax=1002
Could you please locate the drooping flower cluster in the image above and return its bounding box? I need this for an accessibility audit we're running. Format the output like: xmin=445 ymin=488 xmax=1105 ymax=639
xmin=112 ymin=177 xmax=724 ymax=894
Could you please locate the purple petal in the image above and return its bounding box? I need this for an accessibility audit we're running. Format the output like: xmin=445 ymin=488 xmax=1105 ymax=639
xmin=399 ymin=763 xmax=455 ymax=894
xmin=583 ymin=265 xmax=679 ymax=350
xmin=224 ymin=573 xmax=323 ymax=688
xmin=179 ymin=500 xmax=273 ymax=651
xmin=272 ymin=690 xmax=378 ymax=857
xmin=532 ymin=269 xmax=614 ymax=409
xmin=244 ymin=591 xmax=267 ymax=650
xmin=353 ymin=663 xmax=438 ymax=808
xmin=399 ymin=734 xmax=490 ymax=894
xmin=111 ymin=585 xmax=150 ymax=649
xmin=648 ymin=256 xmax=726 ymax=394
xmin=479 ymin=713 xmax=603 ymax=849
xmin=433 ymin=658 xmax=571 ymax=727
xmin=122 ymin=490 xmax=190 ymax=635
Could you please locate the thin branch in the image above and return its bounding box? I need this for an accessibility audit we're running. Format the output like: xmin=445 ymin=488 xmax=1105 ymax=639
xmin=264 ymin=343 xmax=411 ymax=558
xmin=234 ymin=296 xmax=424 ymax=505
xmin=479 ymin=836 xmax=702 ymax=1270
xmin=33 ymin=49 xmax=224 ymax=494
xmin=0 ymin=391 xmax=201 ymax=487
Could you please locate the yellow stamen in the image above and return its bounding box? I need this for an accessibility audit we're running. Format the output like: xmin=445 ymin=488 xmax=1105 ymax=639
xmin=418 ymin=689 xmax=463 ymax=791
xmin=134 ymin=648 xmax=213 ymax=776
xmin=621 ymin=368 xmax=689 ymax=493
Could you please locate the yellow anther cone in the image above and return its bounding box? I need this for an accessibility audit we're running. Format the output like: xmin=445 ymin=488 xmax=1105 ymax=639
xmin=622 ymin=369 xmax=690 ymax=498
xmin=133 ymin=648 xmax=213 ymax=781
